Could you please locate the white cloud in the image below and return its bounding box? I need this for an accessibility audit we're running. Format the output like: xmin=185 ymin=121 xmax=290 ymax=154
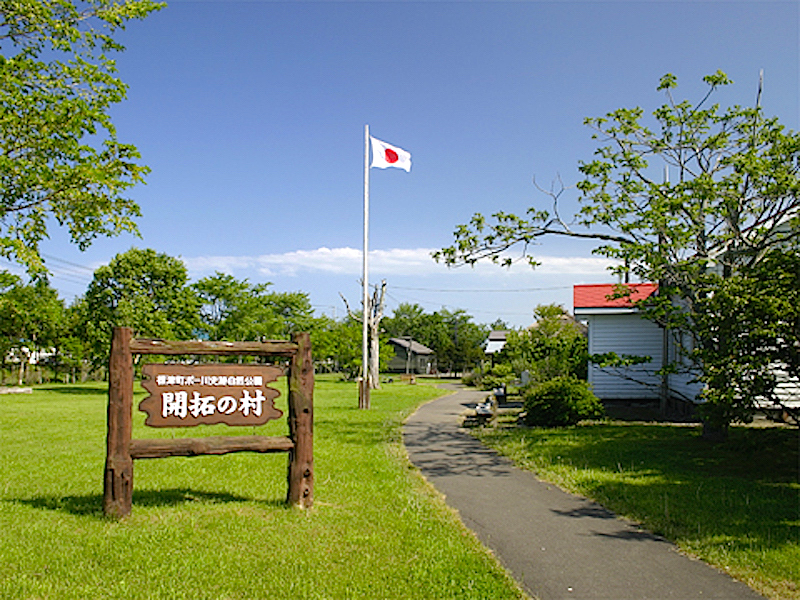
xmin=182 ymin=247 xmax=619 ymax=280
xmin=259 ymin=247 xmax=363 ymax=276
xmin=533 ymin=255 xmax=620 ymax=275
xmin=181 ymin=255 xmax=259 ymax=275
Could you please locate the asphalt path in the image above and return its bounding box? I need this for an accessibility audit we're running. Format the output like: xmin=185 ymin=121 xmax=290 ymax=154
xmin=403 ymin=384 xmax=764 ymax=600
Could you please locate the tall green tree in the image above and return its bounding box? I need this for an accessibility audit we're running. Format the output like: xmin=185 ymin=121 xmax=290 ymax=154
xmin=0 ymin=274 xmax=64 ymax=383
xmin=432 ymin=309 xmax=488 ymax=375
xmin=691 ymin=249 xmax=799 ymax=426
xmin=312 ymin=316 xmax=391 ymax=380
xmin=436 ymin=72 xmax=800 ymax=433
xmin=0 ymin=0 xmax=163 ymax=274
xmin=267 ymin=290 xmax=316 ymax=337
xmin=500 ymin=304 xmax=588 ymax=384
xmin=82 ymin=248 xmax=200 ymax=365
xmin=57 ymin=298 xmax=91 ymax=383
xmin=383 ymin=303 xmax=428 ymax=341
xmin=193 ymin=272 xmax=320 ymax=342
xmin=192 ymin=273 xmax=282 ymax=342
xmin=193 ymin=272 xmax=269 ymax=341
xmin=0 ymin=270 xmax=18 ymax=368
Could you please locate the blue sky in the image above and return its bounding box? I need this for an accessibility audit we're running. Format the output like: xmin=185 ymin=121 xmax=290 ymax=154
xmin=24 ymin=0 xmax=800 ymax=328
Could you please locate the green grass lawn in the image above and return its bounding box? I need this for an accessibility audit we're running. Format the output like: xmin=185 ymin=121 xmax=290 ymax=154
xmin=473 ymin=417 xmax=799 ymax=600
xmin=0 ymin=376 xmax=525 ymax=600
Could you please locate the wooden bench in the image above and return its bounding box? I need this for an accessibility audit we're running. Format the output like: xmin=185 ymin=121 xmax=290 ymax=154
xmin=462 ymin=396 xmax=497 ymax=427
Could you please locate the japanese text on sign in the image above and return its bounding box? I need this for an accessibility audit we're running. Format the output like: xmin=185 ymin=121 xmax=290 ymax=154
xmin=140 ymin=364 xmax=283 ymax=428
xmin=155 ymin=375 xmax=265 ymax=387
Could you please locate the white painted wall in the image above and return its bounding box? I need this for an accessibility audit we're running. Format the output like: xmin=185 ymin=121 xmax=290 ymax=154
xmin=584 ymin=313 xmax=664 ymax=400
xmin=665 ymin=330 xmax=704 ymax=402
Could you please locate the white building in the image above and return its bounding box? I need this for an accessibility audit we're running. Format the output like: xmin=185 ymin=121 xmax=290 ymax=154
xmin=574 ymin=284 xmax=702 ymax=406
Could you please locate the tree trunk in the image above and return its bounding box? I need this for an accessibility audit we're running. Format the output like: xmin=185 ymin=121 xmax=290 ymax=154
xmin=341 ymin=281 xmax=387 ymax=395
xmin=369 ymin=332 xmax=381 ymax=389
xmin=701 ymin=421 xmax=728 ymax=442
xmin=367 ymin=281 xmax=387 ymax=390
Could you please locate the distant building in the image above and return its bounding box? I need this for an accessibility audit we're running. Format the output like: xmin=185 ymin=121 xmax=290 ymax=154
xmin=387 ymin=338 xmax=436 ymax=374
xmin=485 ymin=330 xmax=509 ymax=355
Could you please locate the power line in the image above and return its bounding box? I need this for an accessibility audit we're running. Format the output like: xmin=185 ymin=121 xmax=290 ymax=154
xmin=1 ymin=255 xmax=92 ymax=297
xmin=48 ymin=271 xmax=90 ymax=287
xmin=41 ymin=253 xmax=96 ymax=273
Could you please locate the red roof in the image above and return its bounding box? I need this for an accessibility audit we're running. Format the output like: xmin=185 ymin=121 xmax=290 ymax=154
xmin=573 ymin=283 xmax=658 ymax=309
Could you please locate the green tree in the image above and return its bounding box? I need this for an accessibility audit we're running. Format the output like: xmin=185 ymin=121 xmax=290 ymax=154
xmin=383 ymin=304 xmax=488 ymax=375
xmin=692 ymin=249 xmax=799 ymax=427
xmin=383 ymin=303 xmax=428 ymax=340
xmin=435 ymin=309 xmax=488 ymax=375
xmin=383 ymin=304 xmax=449 ymax=359
xmin=193 ymin=272 xmax=249 ymax=340
xmin=489 ymin=318 xmax=509 ymax=331
xmin=307 ymin=314 xmax=338 ymax=372
xmin=0 ymin=271 xmax=19 ymax=372
xmin=436 ymin=72 xmax=800 ymax=434
xmin=267 ymin=290 xmax=316 ymax=337
xmin=312 ymin=316 xmax=385 ymax=380
xmin=193 ymin=272 xmax=273 ymax=341
xmin=0 ymin=275 xmax=64 ymax=383
xmin=57 ymin=299 xmax=91 ymax=383
xmin=82 ymin=248 xmax=200 ymax=365
xmin=193 ymin=272 xmax=317 ymax=342
xmin=0 ymin=0 xmax=163 ymax=274
xmin=500 ymin=304 xmax=588 ymax=385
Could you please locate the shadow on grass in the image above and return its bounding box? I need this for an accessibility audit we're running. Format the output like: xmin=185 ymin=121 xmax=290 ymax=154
xmin=13 ymin=489 xmax=288 ymax=518
xmin=478 ymin=423 xmax=799 ymax=552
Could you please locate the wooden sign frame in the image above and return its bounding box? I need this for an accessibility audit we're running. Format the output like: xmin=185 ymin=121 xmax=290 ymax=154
xmin=103 ymin=327 xmax=313 ymax=518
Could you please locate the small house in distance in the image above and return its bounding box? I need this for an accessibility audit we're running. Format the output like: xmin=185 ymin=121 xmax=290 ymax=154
xmin=485 ymin=330 xmax=509 ymax=356
xmin=387 ymin=338 xmax=435 ymax=374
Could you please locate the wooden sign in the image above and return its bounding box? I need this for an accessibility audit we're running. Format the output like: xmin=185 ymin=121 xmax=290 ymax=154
xmin=140 ymin=363 xmax=283 ymax=427
xmin=104 ymin=329 xmax=314 ymax=519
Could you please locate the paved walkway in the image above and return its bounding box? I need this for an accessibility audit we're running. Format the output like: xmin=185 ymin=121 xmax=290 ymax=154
xmin=403 ymin=385 xmax=764 ymax=600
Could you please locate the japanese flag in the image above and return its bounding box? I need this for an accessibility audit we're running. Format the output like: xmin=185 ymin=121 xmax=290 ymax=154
xmin=370 ymin=136 xmax=411 ymax=172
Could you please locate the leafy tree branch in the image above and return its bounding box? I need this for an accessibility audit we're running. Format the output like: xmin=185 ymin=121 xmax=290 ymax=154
xmin=0 ymin=0 xmax=163 ymax=274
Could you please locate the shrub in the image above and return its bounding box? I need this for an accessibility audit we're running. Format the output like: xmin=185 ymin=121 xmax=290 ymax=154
xmin=522 ymin=376 xmax=604 ymax=427
xmin=480 ymin=363 xmax=516 ymax=391
xmin=461 ymin=370 xmax=480 ymax=386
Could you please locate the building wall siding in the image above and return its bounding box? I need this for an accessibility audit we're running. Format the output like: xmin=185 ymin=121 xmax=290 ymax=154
xmin=665 ymin=331 xmax=704 ymax=402
xmin=586 ymin=313 xmax=664 ymax=400
xmin=768 ymin=364 xmax=800 ymax=408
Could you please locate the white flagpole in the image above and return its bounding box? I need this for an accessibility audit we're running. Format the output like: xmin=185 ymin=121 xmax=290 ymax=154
xmin=361 ymin=125 xmax=370 ymax=409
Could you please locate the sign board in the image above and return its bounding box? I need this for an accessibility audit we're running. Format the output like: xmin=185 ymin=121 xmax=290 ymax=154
xmin=140 ymin=363 xmax=283 ymax=427
xmin=103 ymin=329 xmax=314 ymax=518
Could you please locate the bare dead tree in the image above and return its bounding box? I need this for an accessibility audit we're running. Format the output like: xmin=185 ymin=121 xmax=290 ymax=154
xmin=340 ymin=279 xmax=387 ymax=391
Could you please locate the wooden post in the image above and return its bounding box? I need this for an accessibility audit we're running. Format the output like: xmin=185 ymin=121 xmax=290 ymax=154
xmin=287 ymin=332 xmax=314 ymax=508
xmin=358 ymin=377 xmax=370 ymax=410
xmin=103 ymin=327 xmax=134 ymax=518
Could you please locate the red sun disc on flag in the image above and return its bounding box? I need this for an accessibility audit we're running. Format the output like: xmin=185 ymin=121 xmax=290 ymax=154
xmin=384 ymin=148 xmax=399 ymax=163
